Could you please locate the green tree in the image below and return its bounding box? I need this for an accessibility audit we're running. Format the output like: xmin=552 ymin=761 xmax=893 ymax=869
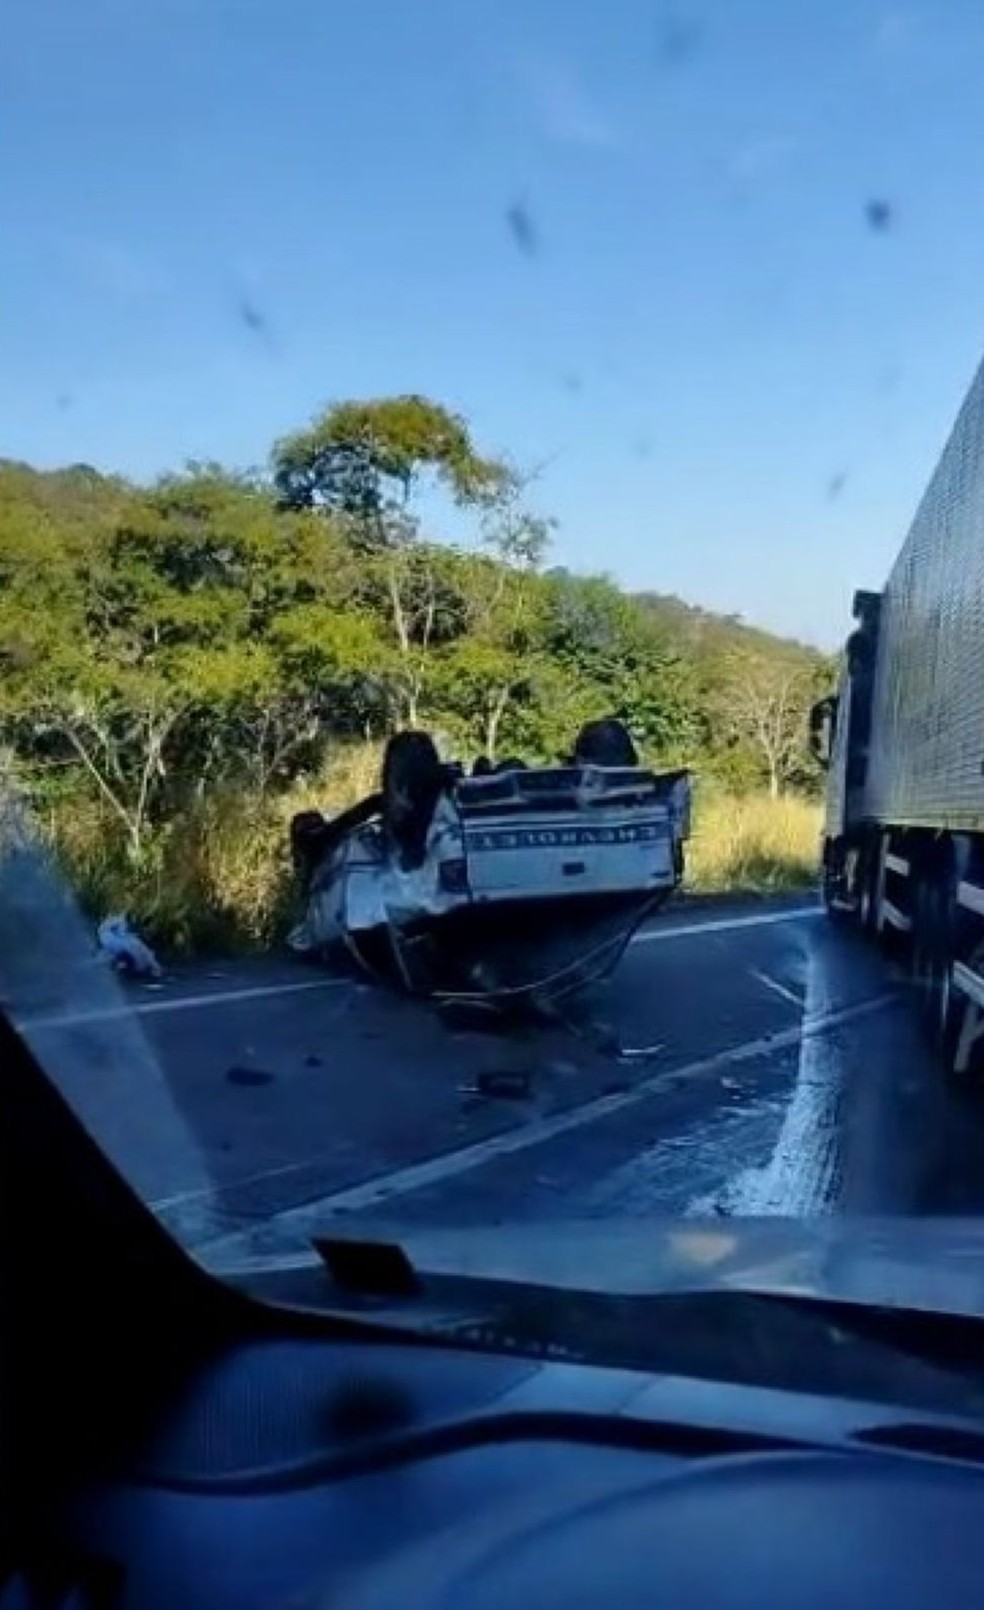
xmin=272 ymin=397 xmax=515 ymax=726
xmin=272 ymin=394 xmax=510 ymax=532
xmin=538 ymin=572 xmax=702 ymax=762
xmin=437 ymin=498 xmax=553 ymax=758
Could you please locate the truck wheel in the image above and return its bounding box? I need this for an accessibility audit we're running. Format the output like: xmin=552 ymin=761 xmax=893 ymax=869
xmin=821 ymin=841 xmax=850 ymax=923
xmin=920 ymin=870 xmax=965 ymax=1078
xmin=943 ymin=941 xmax=984 ymax=1080
xmin=937 ymin=962 xmax=961 ymax=1075
xmin=290 ymin=810 xmax=332 ymax=886
xmin=857 ymin=839 xmax=880 ymax=936
xmin=909 ymin=869 xmax=937 ymax=1024
xmin=573 ymin=718 xmax=638 ymax=767
xmin=822 ymin=872 xmax=846 ymax=923
xmin=382 ymin=731 xmax=445 ymax=871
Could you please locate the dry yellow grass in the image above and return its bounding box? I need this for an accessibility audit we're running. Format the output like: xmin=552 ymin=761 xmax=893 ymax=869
xmin=282 ymin=743 xmax=386 ymax=819
xmin=686 ymin=790 xmax=822 ymax=894
xmin=42 ymin=791 xmax=292 ymax=954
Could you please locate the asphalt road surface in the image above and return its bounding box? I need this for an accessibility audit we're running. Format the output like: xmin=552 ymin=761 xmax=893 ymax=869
xmin=14 ymin=893 xmax=984 ymax=1269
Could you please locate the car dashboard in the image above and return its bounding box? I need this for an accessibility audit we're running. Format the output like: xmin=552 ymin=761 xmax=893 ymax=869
xmin=5 ymin=1005 xmax=984 ymax=1609
xmin=19 ymin=1325 xmax=984 ymax=1610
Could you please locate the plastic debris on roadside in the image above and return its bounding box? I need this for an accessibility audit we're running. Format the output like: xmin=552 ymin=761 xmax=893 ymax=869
xmin=97 ymin=914 xmax=163 ymax=980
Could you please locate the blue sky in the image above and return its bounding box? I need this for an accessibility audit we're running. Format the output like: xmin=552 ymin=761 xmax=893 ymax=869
xmin=6 ymin=0 xmax=984 ymax=646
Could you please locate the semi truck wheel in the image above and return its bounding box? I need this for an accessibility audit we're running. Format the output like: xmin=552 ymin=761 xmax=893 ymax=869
xmin=821 ymin=840 xmax=850 ymax=922
xmin=917 ymin=863 xmax=964 ymax=1078
xmin=910 ymin=865 xmax=937 ymax=1025
xmin=857 ymin=836 xmax=880 ymax=936
xmin=945 ymin=940 xmax=984 ymax=1080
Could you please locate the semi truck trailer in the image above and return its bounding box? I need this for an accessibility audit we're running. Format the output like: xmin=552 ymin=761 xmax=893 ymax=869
xmin=813 ymin=352 xmax=984 ymax=1076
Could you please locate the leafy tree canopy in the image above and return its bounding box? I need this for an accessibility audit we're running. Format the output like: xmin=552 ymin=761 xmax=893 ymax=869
xmin=0 ymin=405 xmax=830 ymax=863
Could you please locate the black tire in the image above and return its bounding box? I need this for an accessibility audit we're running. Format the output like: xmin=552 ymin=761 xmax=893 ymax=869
xmin=573 ymin=717 xmax=638 ymax=768
xmin=821 ymin=840 xmax=850 ymax=924
xmin=290 ymin=810 xmax=332 ymax=883
xmin=918 ymin=865 xmax=965 ymax=1078
xmin=822 ymin=873 xmax=849 ymax=924
xmin=857 ymin=837 xmax=880 ymax=937
xmin=937 ymin=959 xmax=962 ymax=1077
xmin=945 ymin=940 xmax=984 ymax=1081
xmin=290 ymin=796 xmax=383 ymax=887
xmin=381 ymin=730 xmax=445 ymax=870
xmin=909 ymin=867 xmax=937 ymax=1026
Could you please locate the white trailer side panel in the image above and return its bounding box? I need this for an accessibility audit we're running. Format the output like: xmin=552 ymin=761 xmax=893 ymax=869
xmin=865 ymin=356 xmax=984 ymax=832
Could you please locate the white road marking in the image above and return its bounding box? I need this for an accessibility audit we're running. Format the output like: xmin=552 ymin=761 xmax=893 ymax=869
xmin=15 ymin=902 xmax=821 ymax=1031
xmin=21 ymin=975 xmax=352 ymax=1032
xmin=195 ymin=991 xmax=893 ymax=1268
xmin=632 ymin=905 xmax=821 ymax=945
xmin=749 ymin=968 xmax=804 ymax=1009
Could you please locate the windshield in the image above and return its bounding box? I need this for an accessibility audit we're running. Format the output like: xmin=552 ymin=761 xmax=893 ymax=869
xmin=5 ymin=0 xmax=984 ymax=1360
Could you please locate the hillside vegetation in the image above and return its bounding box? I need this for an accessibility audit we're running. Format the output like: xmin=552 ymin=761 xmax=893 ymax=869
xmin=0 ymin=395 xmax=830 ymax=951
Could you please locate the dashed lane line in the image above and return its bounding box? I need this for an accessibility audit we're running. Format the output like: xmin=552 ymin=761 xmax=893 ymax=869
xmin=749 ymin=968 xmax=806 ymax=1008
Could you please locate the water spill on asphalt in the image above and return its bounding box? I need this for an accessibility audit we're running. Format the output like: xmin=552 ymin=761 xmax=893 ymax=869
xmin=690 ymin=928 xmax=847 ymax=1216
xmin=585 ymin=1086 xmax=787 ymax=1217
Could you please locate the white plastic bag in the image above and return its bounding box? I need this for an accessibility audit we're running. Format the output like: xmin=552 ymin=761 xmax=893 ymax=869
xmin=97 ymin=914 xmax=163 ymax=979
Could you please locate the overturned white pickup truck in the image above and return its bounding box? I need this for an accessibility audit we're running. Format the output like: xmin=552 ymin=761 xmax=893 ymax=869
xmin=289 ymin=721 xmax=691 ymax=1010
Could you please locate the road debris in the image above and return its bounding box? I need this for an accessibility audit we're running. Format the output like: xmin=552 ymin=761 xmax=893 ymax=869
xmin=226 ymin=1065 xmax=276 ymax=1087
xmin=97 ymin=914 xmax=163 ymax=980
xmin=459 ymin=1069 xmax=534 ymax=1100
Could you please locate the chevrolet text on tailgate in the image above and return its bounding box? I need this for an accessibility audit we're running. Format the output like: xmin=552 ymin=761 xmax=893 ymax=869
xmin=466 ymin=822 xmax=666 ymax=849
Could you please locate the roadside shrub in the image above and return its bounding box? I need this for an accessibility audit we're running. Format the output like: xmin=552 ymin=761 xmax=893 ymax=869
xmin=686 ymin=789 xmax=821 ymax=894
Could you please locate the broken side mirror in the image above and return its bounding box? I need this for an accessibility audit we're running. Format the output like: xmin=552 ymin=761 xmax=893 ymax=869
xmin=809 ymin=696 xmax=837 ymax=769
